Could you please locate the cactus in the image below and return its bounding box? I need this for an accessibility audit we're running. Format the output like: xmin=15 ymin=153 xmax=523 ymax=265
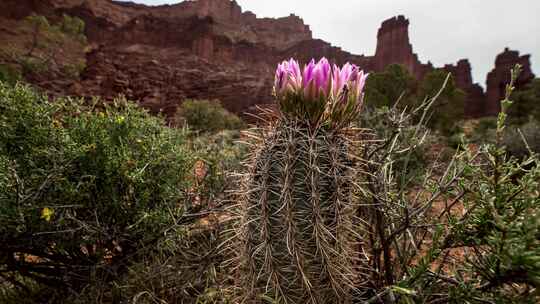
xmin=232 ymin=58 xmax=367 ymax=303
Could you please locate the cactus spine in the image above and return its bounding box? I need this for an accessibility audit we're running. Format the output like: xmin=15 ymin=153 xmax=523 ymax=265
xmin=235 ymin=117 xmax=359 ymax=303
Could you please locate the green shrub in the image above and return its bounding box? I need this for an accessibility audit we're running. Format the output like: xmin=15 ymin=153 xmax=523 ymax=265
xmin=0 ymin=65 xmax=22 ymax=85
xmin=176 ymin=99 xmax=244 ymax=133
xmin=503 ymin=120 xmax=540 ymax=159
xmin=360 ymin=106 xmax=430 ymax=184
xmin=59 ymin=14 xmax=85 ymax=36
xmin=356 ymin=65 xmax=539 ymax=303
xmin=18 ymin=56 xmax=48 ymax=75
xmin=62 ymin=60 xmax=86 ymax=79
xmin=66 ymin=226 xmax=229 ymax=304
xmin=59 ymin=14 xmax=86 ymax=43
xmin=0 ymin=83 xmax=196 ymax=292
xmin=364 ymin=65 xmax=466 ymax=136
xmin=188 ymin=129 xmax=247 ymax=205
xmin=420 ymin=70 xmax=466 ymax=135
xmin=24 ymin=14 xmax=50 ymax=31
xmin=473 ymin=117 xmax=497 ymax=139
xmin=364 ymin=64 xmax=418 ymax=109
xmin=508 ymin=78 xmax=540 ymax=125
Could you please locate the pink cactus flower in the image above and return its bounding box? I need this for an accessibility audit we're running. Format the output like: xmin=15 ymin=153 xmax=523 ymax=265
xmin=273 ymin=57 xmax=368 ymax=125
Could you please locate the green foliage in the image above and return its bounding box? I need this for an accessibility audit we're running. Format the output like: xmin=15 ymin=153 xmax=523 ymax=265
xmin=364 ymin=64 xmax=417 ymax=108
xmin=472 ymin=117 xmax=498 ymax=144
xmin=0 ymin=83 xmax=195 ymax=292
xmin=419 ymin=69 xmax=466 ymax=135
xmin=445 ymin=149 xmax=540 ymax=302
xmin=234 ymin=117 xmax=359 ymax=302
xmin=12 ymin=14 xmax=87 ymax=78
xmin=441 ymin=65 xmax=540 ymax=302
xmin=503 ymin=120 xmax=540 ymax=159
xmin=189 ymin=130 xmax=247 ymax=204
xmin=364 ymin=65 xmax=465 ymax=135
xmin=62 ymin=60 xmax=86 ymax=79
xmin=359 ymin=106 xmax=430 ymax=183
xmin=58 ymin=14 xmax=87 ymax=43
xmin=24 ymin=14 xmax=51 ymax=31
xmin=176 ymin=99 xmax=244 ymax=133
xmin=507 ymin=78 xmax=540 ymax=125
xmin=18 ymin=56 xmax=48 ymax=74
xmin=0 ymin=64 xmax=21 ymax=85
xmin=357 ymin=65 xmax=539 ymax=303
xmin=59 ymin=14 xmax=85 ymax=37
xmin=68 ymin=228 xmax=229 ymax=304
xmin=357 ymin=92 xmax=449 ymax=295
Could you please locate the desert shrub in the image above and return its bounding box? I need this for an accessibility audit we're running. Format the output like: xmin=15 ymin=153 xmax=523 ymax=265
xmin=0 ymin=83 xmax=197 ymax=294
xmin=116 ymin=228 xmax=226 ymax=304
xmin=471 ymin=116 xmax=498 ymax=143
xmin=419 ymin=69 xmax=466 ymax=135
xmin=176 ymin=99 xmax=244 ymax=133
xmin=56 ymin=14 xmax=87 ymax=45
xmin=62 ymin=60 xmax=86 ymax=79
xmin=24 ymin=14 xmax=51 ymax=32
xmin=66 ymin=225 xmax=229 ymax=304
xmin=188 ymin=130 xmax=247 ymax=206
xmin=60 ymin=133 xmax=245 ymax=304
xmin=359 ymin=105 xmax=430 ymax=184
xmin=18 ymin=56 xmax=48 ymax=75
xmin=24 ymin=14 xmax=52 ymax=57
xmin=364 ymin=64 xmax=417 ymax=109
xmin=15 ymin=14 xmax=87 ymax=78
xmin=0 ymin=64 xmax=22 ymax=85
xmin=364 ymin=65 xmax=465 ymax=136
xmin=503 ymin=120 xmax=540 ymax=159
xmin=508 ymin=78 xmax=540 ymax=125
xmin=357 ymin=64 xmax=539 ymax=303
xmin=59 ymin=14 xmax=85 ymax=40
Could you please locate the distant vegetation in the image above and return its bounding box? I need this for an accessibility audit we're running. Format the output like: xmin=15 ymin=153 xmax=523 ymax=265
xmin=365 ymin=64 xmax=465 ymax=135
xmin=175 ymin=99 xmax=244 ymax=133
xmin=508 ymin=78 xmax=540 ymax=125
xmin=0 ymin=14 xmax=87 ymax=83
xmin=0 ymin=64 xmax=21 ymax=85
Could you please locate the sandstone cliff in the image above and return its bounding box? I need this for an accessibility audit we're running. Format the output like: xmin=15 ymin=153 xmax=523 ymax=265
xmin=0 ymin=0 xmax=534 ymax=119
xmin=485 ymin=48 xmax=536 ymax=115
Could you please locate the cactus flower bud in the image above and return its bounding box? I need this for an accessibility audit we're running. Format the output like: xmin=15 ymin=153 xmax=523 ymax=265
xmin=273 ymin=57 xmax=367 ymax=126
xmin=274 ymin=59 xmax=302 ymax=97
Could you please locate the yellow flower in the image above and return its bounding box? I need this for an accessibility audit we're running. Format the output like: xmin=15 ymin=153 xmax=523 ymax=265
xmin=41 ymin=207 xmax=54 ymax=222
xmin=52 ymin=119 xmax=62 ymax=128
xmin=116 ymin=116 xmax=125 ymax=124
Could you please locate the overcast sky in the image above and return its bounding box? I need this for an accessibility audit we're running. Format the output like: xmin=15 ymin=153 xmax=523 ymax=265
xmin=120 ymin=0 xmax=539 ymax=87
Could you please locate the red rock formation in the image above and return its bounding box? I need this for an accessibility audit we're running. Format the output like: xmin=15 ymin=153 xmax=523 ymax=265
xmin=79 ymin=44 xmax=274 ymax=116
xmin=242 ymin=14 xmax=312 ymax=50
xmin=0 ymin=0 xmax=535 ymax=119
xmin=443 ymin=59 xmax=486 ymax=117
xmin=485 ymin=48 xmax=535 ymax=115
xmin=374 ymin=15 xmax=432 ymax=80
xmin=372 ymin=15 xmax=490 ymax=117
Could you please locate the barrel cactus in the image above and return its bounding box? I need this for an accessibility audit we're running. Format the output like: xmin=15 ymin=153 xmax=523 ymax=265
xmin=233 ymin=58 xmax=368 ymax=303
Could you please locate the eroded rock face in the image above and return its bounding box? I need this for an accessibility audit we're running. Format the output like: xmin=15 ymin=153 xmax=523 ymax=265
xmin=443 ymin=59 xmax=486 ymax=118
xmin=0 ymin=0 xmax=534 ymax=119
xmin=78 ymin=44 xmax=274 ymax=117
xmin=485 ymin=48 xmax=536 ymax=115
xmin=374 ymin=15 xmax=432 ymax=80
